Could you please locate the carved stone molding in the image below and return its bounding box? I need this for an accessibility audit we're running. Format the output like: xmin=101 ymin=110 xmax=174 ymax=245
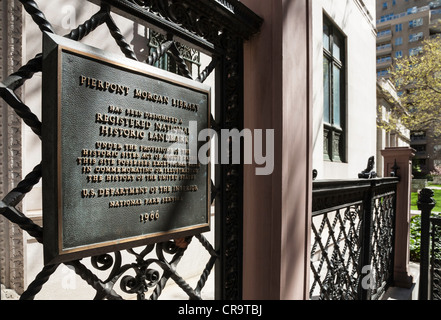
xmin=0 ymin=0 xmax=24 ymax=294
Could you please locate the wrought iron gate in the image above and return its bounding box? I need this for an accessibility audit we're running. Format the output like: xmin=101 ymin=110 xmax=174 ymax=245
xmin=0 ymin=0 xmax=261 ymax=300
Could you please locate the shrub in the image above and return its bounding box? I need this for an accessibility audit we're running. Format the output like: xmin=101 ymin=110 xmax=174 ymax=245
xmin=410 ymin=213 xmax=441 ymax=262
xmin=410 ymin=214 xmax=422 ymax=262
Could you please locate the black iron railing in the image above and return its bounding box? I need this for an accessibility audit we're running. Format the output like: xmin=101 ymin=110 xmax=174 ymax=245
xmin=310 ymin=178 xmax=399 ymax=300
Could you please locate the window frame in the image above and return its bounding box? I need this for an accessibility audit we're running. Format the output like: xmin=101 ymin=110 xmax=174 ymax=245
xmin=323 ymin=15 xmax=347 ymax=163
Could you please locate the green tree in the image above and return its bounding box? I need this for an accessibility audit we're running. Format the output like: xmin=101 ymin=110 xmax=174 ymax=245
xmin=381 ymin=36 xmax=441 ymax=136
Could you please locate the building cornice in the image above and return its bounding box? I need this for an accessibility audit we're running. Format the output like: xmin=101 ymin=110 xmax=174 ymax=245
xmin=355 ymin=0 xmax=377 ymax=36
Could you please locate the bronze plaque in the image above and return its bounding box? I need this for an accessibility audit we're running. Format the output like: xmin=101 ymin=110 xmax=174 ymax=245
xmin=42 ymin=33 xmax=210 ymax=265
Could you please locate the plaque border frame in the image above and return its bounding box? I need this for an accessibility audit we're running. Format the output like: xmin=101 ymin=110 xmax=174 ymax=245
xmin=42 ymin=32 xmax=211 ymax=265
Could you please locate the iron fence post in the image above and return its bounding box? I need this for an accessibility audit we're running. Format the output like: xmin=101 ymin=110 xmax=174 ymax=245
xmin=418 ymin=188 xmax=436 ymax=300
xmin=359 ymin=180 xmax=375 ymax=300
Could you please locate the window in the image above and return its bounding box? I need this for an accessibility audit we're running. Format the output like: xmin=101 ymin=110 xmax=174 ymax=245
xmin=409 ymin=31 xmax=424 ymax=42
xmin=395 ymin=50 xmax=403 ymax=58
xmin=147 ymin=29 xmax=200 ymax=77
xmin=377 ymin=56 xmax=392 ymax=64
xmin=377 ymin=69 xmax=390 ymax=78
xmin=411 ymin=131 xmax=426 ymax=140
xmin=377 ymin=43 xmax=392 ymax=51
xmin=395 ymin=23 xmax=402 ymax=32
xmin=377 ymin=29 xmax=391 ymax=38
xmin=323 ymin=16 xmax=346 ymax=162
xmin=409 ymin=46 xmax=423 ymax=56
xmin=407 ymin=6 xmax=417 ymax=14
xmin=383 ymin=2 xmax=388 ymax=9
xmin=380 ymin=13 xmax=395 ymax=22
xmin=409 ymin=18 xmax=423 ymax=28
xmin=395 ymin=37 xmax=403 ymax=45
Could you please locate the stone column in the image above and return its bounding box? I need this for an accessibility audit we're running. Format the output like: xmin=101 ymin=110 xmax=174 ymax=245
xmin=0 ymin=0 xmax=24 ymax=294
xmin=381 ymin=146 xmax=415 ymax=288
xmin=241 ymin=0 xmax=312 ymax=300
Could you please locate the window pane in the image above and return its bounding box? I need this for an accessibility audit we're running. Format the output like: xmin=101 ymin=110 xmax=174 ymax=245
xmin=323 ymin=59 xmax=330 ymax=123
xmin=332 ymin=64 xmax=341 ymax=127
xmin=323 ymin=23 xmax=330 ymax=51
xmin=333 ymin=35 xmax=342 ymax=61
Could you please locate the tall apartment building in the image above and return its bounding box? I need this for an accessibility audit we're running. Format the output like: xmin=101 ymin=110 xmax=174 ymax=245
xmin=376 ymin=0 xmax=441 ymax=78
xmin=376 ymin=0 xmax=441 ymax=174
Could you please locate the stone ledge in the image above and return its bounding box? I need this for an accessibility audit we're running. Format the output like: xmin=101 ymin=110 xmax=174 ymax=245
xmin=381 ymin=262 xmax=420 ymax=300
